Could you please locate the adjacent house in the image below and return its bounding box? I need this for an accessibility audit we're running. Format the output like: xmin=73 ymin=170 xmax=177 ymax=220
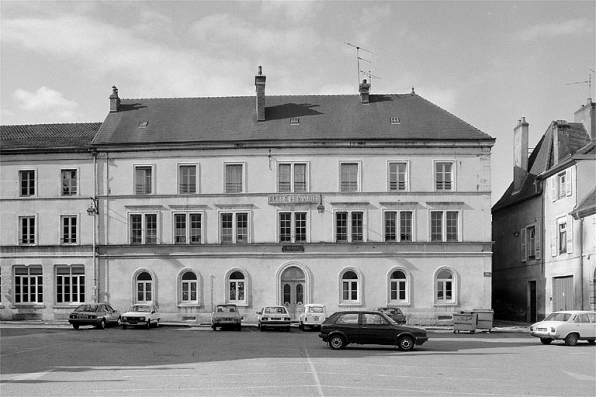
xmin=1 ymin=68 xmax=495 ymax=325
xmin=492 ymin=99 xmax=596 ymax=321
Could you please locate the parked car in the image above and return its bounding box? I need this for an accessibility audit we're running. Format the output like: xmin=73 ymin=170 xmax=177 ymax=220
xmin=257 ymin=306 xmax=291 ymax=332
xmin=212 ymin=304 xmax=242 ymax=331
xmin=68 ymin=303 xmax=121 ymax=330
xmin=529 ymin=310 xmax=596 ymax=346
xmin=121 ymin=303 xmax=160 ymax=329
xmin=319 ymin=310 xmax=428 ymax=351
xmin=299 ymin=304 xmax=326 ymax=330
xmin=373 ymin=307 xmax=407 ymax=324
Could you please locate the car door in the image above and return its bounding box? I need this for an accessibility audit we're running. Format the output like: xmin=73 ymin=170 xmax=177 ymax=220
xmin=360 ymin=313 xmax=395 ymax=345
xmin=335 ymin=313 xmax=360 ymax=343
xmin=576 ymin=313 xmax=596 ymax=338
xmin=105 ymin=304 xmax=118 ymax=323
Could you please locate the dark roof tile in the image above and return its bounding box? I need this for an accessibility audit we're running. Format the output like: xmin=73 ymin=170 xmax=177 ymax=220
xmin=1 ymin=123 xmax=101 ymax=151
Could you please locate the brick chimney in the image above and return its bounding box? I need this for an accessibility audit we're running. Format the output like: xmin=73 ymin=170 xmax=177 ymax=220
xmin=109 ymin=86 xmax=120 ymax=113
xmin=359 ymin=79 xmax=371 ymax=103
xmin=513 ymin=117 xmax=529 ymax=192
xmin=255 ymin=66 xmax=266 ymax=122
xmin=574 ymin=98 xmax=596 ymax=139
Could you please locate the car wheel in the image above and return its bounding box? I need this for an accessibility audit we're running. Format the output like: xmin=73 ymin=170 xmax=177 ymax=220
xmin=285 ymin=326 xmax=291 ymax=332
xmin=72 ymin=324 xmax=79 ymax=330
xmin=565 ymin=333 xmax=579 ymax=346
xmin=540 ymin=338 xmax=553 ymax=345
xmin=117 ymin=317 xmax=122 ymax=326
xmin=259 ymin=324 xmax=265 ymax=332
xmin=212 ymin=324 xmax=217 ymax=331
xmin=397 ymin=335 xmax=415 ymax=351
xmin=122 ymin=324 xmax=127 ymax=329
xmin=146 ymin=320 xmax=151 ymax=329
xmin=299 ymin=322 xmax=303 ymax=330
xmin=329 ymin=335 xmax=346 ymax=350
xmin=237 ymin=324 xmax=242 ymax=331
xmin=98 ymin=319 xmax=106 ymax=329
xmin=155 ymin=319 xmax=159 ymax=328
xmin=587 ymin=339 xmax=595 ymax=345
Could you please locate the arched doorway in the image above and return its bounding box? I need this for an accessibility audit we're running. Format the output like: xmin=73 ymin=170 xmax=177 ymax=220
xmin=281 ymin=266 xmax=305 ymax=320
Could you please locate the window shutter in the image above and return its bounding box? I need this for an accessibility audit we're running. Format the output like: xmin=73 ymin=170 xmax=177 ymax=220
xmin=566 ymin=215 xmax=573 ymax=254
xmin=535 ymin=227 xmax=541 ymax=259
xmin=551 ymin=177 xmax=556 ymax=201
xmin=565 ymin=169 xmax=572 ymax=197
xmin=551 ymin=221 xmax=557 ymax=257
xmin=520 ymin=227 xmax=527 ymax=262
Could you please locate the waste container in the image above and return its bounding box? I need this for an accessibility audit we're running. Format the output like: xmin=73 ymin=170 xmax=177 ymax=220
xmin=474 ymin=309 xmax=494 ymax=331
xmin=452 ymin=311 xmax=477 ymax=333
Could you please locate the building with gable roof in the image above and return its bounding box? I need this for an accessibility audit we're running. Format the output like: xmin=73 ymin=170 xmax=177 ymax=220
xmin=492 ymin=99 xmax=595 ymax=322
xmin=1 ymin=68 xmax=495 ymax=325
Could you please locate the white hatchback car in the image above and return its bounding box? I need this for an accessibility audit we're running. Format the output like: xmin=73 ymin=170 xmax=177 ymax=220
xmin=299 ymin=304 xmax=326 ymax=330
xmin=529 ymin=310 xmax=596 ymax=345
xmin=121 ymin=303 xmax=160 ymax=329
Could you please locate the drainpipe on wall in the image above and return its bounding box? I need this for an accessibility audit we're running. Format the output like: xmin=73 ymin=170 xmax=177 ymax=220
xmin=92 ymin=150 xmax=98 ymax=303
xmin=579 ymin=218 xmax=584 ymax=310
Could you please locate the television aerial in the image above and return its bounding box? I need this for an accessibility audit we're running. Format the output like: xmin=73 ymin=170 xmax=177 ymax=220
xmin=345 ymin=42 xmax=381 ymax=87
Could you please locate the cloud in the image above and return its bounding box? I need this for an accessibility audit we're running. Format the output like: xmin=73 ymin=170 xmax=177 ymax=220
xmin=517 ymin=18 xmax=591 ymax=42
xmin=12 ymin=86 xmax=80 ymax=121
xmin=259 ymin=0 xmax=323 ymax=23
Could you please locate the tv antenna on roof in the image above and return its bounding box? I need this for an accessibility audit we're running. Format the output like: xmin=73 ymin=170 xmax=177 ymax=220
xmin=345 ymin=42 xmax=378 ymax=87
xmin=565 ymin=69 xmax=596 ymax=98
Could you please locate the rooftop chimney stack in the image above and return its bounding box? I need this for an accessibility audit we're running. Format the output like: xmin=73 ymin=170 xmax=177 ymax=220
xmin=574 ymin=98 xmax=596 ymax=139
xmin=359 ymin=79 xmax=371 ymax=104
xmin=513 ymin=117 xmax=529 ymax=192
xmin=255 ymin=66 xmax=266 ymax=122
xmin=109 ymin=86 xmax=120 ymax=113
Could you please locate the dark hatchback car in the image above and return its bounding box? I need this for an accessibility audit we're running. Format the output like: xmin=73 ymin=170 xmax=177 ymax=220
xmin=319 ymin=311 xmax=428 ymax=351
xmin=374 ymin=307 xmax=407 ymax=324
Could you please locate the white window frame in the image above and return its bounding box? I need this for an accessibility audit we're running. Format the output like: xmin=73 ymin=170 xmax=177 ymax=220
xmin=383 ymin=210 xmax=415 ymax=242
xmin=429 ymin=210 xmax=460 ymax=242
xmin=129 ymin=213 xmax=159 ymax=245
xmin=173 ymin=212 xmax=204 ymax=245
xmin=224 ymin=162 xmax=246 ymax=194
xmin=14 ymin=265 xmax=43 ymax=304
xmin=19 ymin=215 xmax=37 ymax=245
xmin=178 ymin=163 xmax=199 ymax=194
xmin=278 ymin=211 xmax=309 ymax=243
xmin=226 ymin=268 xmax=249 ymax=306
xmin=134 ymin=164 xmax=155 ymax=195
xmin=339 ymin=268 xmax=362 ymax=306
xmin=553 ymin=216 xmax=573 ymax=256
xmin=60 ymin=168 xmax=79 ymax=196
xmin=388 ymin=268 xmax=410 ymax=305
xmin=19 ymin=169 xmax=37 ymax=197
xmin=433 ymin=160 xmax=456 ymax=192
xmin=61 ymin=214 xmax=79 ymax=245
xmin=434 ymin=267 xmax=457 ymax=306
xmin=219 ymin=211 xmax=250 ymax=244
xmin=134 ymin=269 xmax=155 ymax=303
xmin=521 ymin=224 xmax=540 ymax=262
xmin=387 ymin=161 xmax=409 ymax=192
xmin=55 ymin=265 xmax=85 ymax=305
xmin=178 ymin=269 xmax=201 ymax=306
xmin=334 ymin=209 xmax=367 ymax=243
xmin=339 ymin=161 xmax=361 ymax=192
xmin=277 ymin=161 xmax=309 ymax=193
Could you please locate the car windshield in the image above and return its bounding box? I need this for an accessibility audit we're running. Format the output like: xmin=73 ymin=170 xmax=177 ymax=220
xmin=265 ymin=307 xmax=287 ymax=314
xmin=544 ymin=312 xmax=572 ymax=322
xmin=216 ymin=306 xmax=236 ymax=313
xmin=74 ymin=304 xmax=99 ymax=312
xmin=129 ymin=305 xmax=151 ymax=312
xmin=309 ymin=307 xmax=324 ymax=313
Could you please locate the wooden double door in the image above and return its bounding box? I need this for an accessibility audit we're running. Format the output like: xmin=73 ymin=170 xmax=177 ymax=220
xmin=281 ymin=266 xmax=305 ymax=320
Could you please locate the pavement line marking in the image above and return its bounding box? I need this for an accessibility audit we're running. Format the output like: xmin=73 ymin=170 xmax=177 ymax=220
xmin=0 ymin=341 xmax=71 ymax=357
xmin=303 ymin=344 xmax=324 ymax=397
xmin=10 ymin=369 xmax=53 ymax=381
xmin=563 ymin=370 xmax=596 ymax=381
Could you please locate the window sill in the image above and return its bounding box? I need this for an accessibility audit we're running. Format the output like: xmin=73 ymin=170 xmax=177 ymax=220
xmin=177 ymin=303 xmax=202 ymax=309
xmin=434 ymin=302 xmax=457 ymax=307
xmin=339 ymin=302 xmax=362 ymax=307
xmin=226 ymin=302 xmax=249 ymax=307
xmin=52 ymin=304 xmax=83 ymax=309
xmin=9 ymin=304 xmax=46 ymax=309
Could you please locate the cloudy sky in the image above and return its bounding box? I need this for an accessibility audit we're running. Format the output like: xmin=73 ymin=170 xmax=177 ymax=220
xmin=1 ymin=0 xmax=594 ymax=203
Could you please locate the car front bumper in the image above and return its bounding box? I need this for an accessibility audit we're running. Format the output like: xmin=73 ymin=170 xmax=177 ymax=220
xmin=122 ymin=318 xmax=150 ymax=326
xmin=69 ymin=318 xmax=102 ymax=326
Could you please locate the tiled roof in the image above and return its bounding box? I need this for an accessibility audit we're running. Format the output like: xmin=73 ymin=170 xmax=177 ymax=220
xmin=93 ymin=94 xmax=494 ymax=146
xmin=0 ymin=123 xmax=101 ymax=151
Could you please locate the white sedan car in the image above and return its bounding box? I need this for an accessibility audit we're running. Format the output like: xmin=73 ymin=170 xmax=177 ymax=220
xmin=121 ymin=303 xmax=160 ymax=329
xmin=529 ymin=310 xmax=596 ymax=345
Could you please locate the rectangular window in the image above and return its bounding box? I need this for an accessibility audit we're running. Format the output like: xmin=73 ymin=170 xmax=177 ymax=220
xmin=20 ymin=170 xmax=35 ymax=197
xmin=336 ymin=211 xmax=364 ymax=242
xmin=61 ymin=216 xmax=77 ymax=244
xmin=61 ymin=169 xmax=77 ymax=196
xmin=340 ymin=163 xmax=359 ymax=192
xmin=431 ymin=211 xmax=458 ymax=242
xmin=557 ymin=172 xmax=567 ymax=198
xmin=20 ymin=216 xmax=35 ymax=245
xmin=279 ymin=212 xmax=307 ymax=243
xmin=56 ymin=265 xmax=85 ymax=304
xmin=558 ymin=221 xmax=567 ymax=254
xmin=389 ymin=162 xmax=407 ymax=191
xmin=14 ymin=266 xmax=43 ymax=304
xmin=130 ymin=214 xmax=158 ymax=244
xmin=278 ymin=163 xmax=307 ymax=192
xmin=385 ymin=211 xmax=413 ymax=242
xmin=342 ymin=281 xmax=358 ymax=301
xmin=400 ymin=211 xmax=413 ymax=241
xmin=225 ymin=164 xmax=243 ymax=193
xmin=385 ymin=211 xmax=397 ymax=241
xmin=174 ymin=213 xmax=202 ymax=244
xmin=527 ymin=226 xmax=536 ymax=259
xmin=135 ymin=166 xmax=152 ymax=195
xmin=435 ymin=162 xmax=454 ymax=191
xmin=221 ymin=212 xmax=249 ymax=244
xmin=179 ymin=165 xmax=197 ymax=194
